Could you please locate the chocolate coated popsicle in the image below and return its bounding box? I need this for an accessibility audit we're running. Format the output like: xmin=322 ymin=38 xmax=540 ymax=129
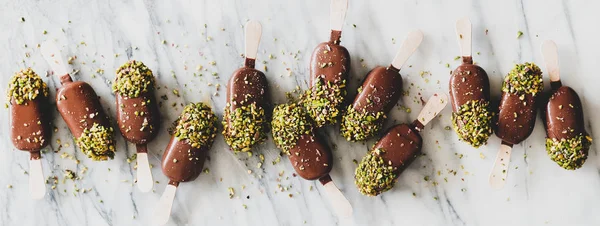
xmin=341 ymin=30 xmax=423 ymax=141
xmin=154 ymin=102 xmax=217 ymax=224
xmin=301 ymin=0 xmax=349 ymax=127
xmin=223 ymin=21 xmax=268 ymax=153
xmin=271 ymin=103 xmax=351 ymax=217
xmin=41 ymin=42 xmax=116 ymax=161
xmin=7 ymin=68 xmax=51 ymax=199
xmin=489 ymin=62 xmax=543 ymax=188
xmin=355 ymin=93 xmax=447 ymax=196
xmin=449 ymin=18 xmax=493 ymax=148
xmin=541 ymin=40 xmax=592 ymax=170
xmin=113 ymin=60 xmax=160 ymax=192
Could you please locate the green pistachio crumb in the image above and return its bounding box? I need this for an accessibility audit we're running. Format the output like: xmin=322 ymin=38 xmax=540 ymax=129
xmin=517 ymin=31 xmax=523 ymax=39
xmin=340 ymin=106 xmax=385 ymax=142
xmin=271 ymin=103 xmax=312 ymax=155
xmin=451 ymin=100 xmax=493 ymax=148
xmin=502 ymin=62 xmax=543 ymax=95
xmin=546 ymin=135 xmax=592 ymax=170
xmin=222 ymin=102 xmax=267 ymax=152
xmin=172 ymin=103 xmax=218 ymax=148
xmin=300 ymin=77 xmax=346 ymax=127
xmin=6 ymin=68 xmax=49 ymax=105
xmin=355 ymin=148 xmax=397 ymax=196
xmin=76 ymin=123 xmax=116 ymax=161
xmin=113 ymin=60 xmax=155 ymax=98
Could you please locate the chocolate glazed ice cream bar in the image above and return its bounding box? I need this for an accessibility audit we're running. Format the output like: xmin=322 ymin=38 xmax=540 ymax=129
xmin=7 ymin=68 xmax=51 ymax=199
xmin=271 ymin=103 xmax=352 ymax=217
xmin=153 ymin=103 xmax=218 ymax=225
xmin=41 ymin=42 xmax=116 ymax=161
xmin=341 ymin=30 xmax=423 ymax=141
xmin=489 ymin=62 xmax=543 ymax=189
xmin=541 ymin=40 xmax=592 ymax=170
xmin=113 ymin=60 xmax=160 ymax=192
xmin=301 ymin=0 xmax=350 ymax=127
xmin=449 ymin=18 xmax=493 ymax=148
xmin=223 ymin=21 xmax=269 ymax=153
xmin=355 ymin=93 xmax=448 ymax=196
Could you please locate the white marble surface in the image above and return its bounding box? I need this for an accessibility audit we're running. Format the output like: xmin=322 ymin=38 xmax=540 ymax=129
xmin=1 ymin=0 xmax=599 ymax=225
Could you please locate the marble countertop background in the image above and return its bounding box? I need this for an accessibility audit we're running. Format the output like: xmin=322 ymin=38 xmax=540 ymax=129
xmin=1 ymin=0 xmax=599 ymax=225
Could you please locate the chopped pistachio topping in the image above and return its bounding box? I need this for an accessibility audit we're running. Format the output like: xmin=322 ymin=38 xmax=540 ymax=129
xmin=502 ymin=62 xmax=543 ymax=95
xmin=271 ymin=103 xmax=312 ymax=155
xmin=173 ymin=103 xmax=218 ymax=148
xmin=355 ymin=148 xmax=397 ymax=196
xmin=300 ymin=77 xmax=346 ymax=127
xmin=222 ymin=102 xmax=267 ymax=152
xmin=340 ymin=106 xmax=385 ymax=142
xmin=451 ymin=100 xmax=493 ymax=148
xmin=7 ymin=68 xmax=49 ymax=105
xmin=113 ymin=60 xmax=155 ymax=98
xmin=546 ymin=135 xmax=592 ymax=170
xmin=76 ymin=123 xmax=116 ymax=161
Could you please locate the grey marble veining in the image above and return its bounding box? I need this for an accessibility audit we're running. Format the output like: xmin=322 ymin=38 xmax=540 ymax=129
xmin=0 ymin=0 xmax=599 ymax=225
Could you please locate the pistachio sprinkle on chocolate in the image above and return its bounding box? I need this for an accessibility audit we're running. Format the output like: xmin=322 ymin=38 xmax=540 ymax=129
xmin=271 ymin=103 xmax=312 ymax=155
xmin=222 ymin=102 xmax=267 ymax=152
xmin=300 ymin=77 xmax=346 ymax=127
xmin=451 ymin=100 xmax=493 ymax=148
xmin=546 ymin=135 xmax=592 ymax=170
xmin=173 ymin=103 xmax=218 ymax=148
xmin=113 ymin=60 xmax=155 ymax=98
xmin=355 ymin=148 xmax=397 ymax=196
xmin=340 ymin=106 xmax=385 ymax=142
xmin=7 ymin=68 xmax=49 ymax=105
xmin=502 ymin=62 xmax=543 ymax=96
xmin=76 ymin=123 xmax=116 ymax=161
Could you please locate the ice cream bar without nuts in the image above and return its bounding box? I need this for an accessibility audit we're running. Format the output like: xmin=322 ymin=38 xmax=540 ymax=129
xmin=355 ymin=93 xmax=448 ymax=196
xmin=154 ymin=102 xmax=218 ymax=225
xmin=7 ymin=68 xmax=51 ymax=199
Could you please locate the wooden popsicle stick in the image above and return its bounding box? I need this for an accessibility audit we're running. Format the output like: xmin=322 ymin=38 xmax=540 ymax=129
xmin=417 ymin=93 xmax=449 ymax=126
xmin=455 ymin=17 xmax=472 ymax=57
xmin=391 ymin=30 xmax=424 ymax=70
xmin=136 ymin=152 xmax=153 ymax=192
xmin=153 ymin=183 xmax=178 ymax=225
xmin=29 ymin=155 xmax=46 ymax=199
xmin=330 ymin=0 xmax=348 ymax=31
xmin=244 ymin=21 xmax=262 ymax=61
xmin=541 ymin=40 xmax=561 ymax=82
xmin=489 ymin=143 xmax=513 ymax=189
xmin=322 ymin=180 xmax=353 ymax=218
xmin=40 ymin=41 xmax=69 ymax=76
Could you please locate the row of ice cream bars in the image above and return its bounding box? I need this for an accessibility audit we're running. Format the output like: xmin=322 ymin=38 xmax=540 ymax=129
xmin=6 ymin=2 xmax=593 ymax=224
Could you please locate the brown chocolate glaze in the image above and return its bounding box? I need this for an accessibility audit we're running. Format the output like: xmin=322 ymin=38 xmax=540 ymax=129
xmin=546 ymin=86 xmax=585 ymax=140
xmin=56 ymin=75 xmax=111 ymax=138
xmin=116 ymin=91 xmax=160 ymax=144
xmin=10 ymin=98 xmax=50 ymax=151
xmin=309 ymin=32 xmax=350 ymax=85
xmin=449 ymin=56 xmax=490 ymax=111
xmin=225 ymin=58 xmax=269 ymax=122
xmin=373 ymin=123 xmax=422 ymax=173
xmin=161 ymin=136 xmax=207 ymax=183
xmin=351 ymin=65 xmax=403 ymax=114
xmin=288 ymin=133 xmax=333 ymax=180
xmin=496 ymin=92 xmax=537 ymax=145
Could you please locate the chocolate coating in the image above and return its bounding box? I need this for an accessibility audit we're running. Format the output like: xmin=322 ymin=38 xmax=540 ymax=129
xmin=288 ymin=133 xmax=333 ymax=180
xmin=116 ymin=91 xmax=160 ymax=144
xmin=449 ymin=57 xmax=490 ymax=111
xmin=373 ymin=123 xmax=422 ymax=171
xmin=310 ymin=31 xmax=350 ymax=86
xmin=226 ymin=59 xmax=268 ymax=111
xmin=546 ymin=86 xmax=585 ymax=140
xmin=496 ymin=93 xmax=537 ymax=145
xmin=56 ymin=76 xmax=111 ymax=138
xmin=161 ymin=136 xmax=207 ymax=183
xmin=352 ymin=66 xmax=403 ymax=114
xmin=10 ymin=98 xmax=50 ymax=151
